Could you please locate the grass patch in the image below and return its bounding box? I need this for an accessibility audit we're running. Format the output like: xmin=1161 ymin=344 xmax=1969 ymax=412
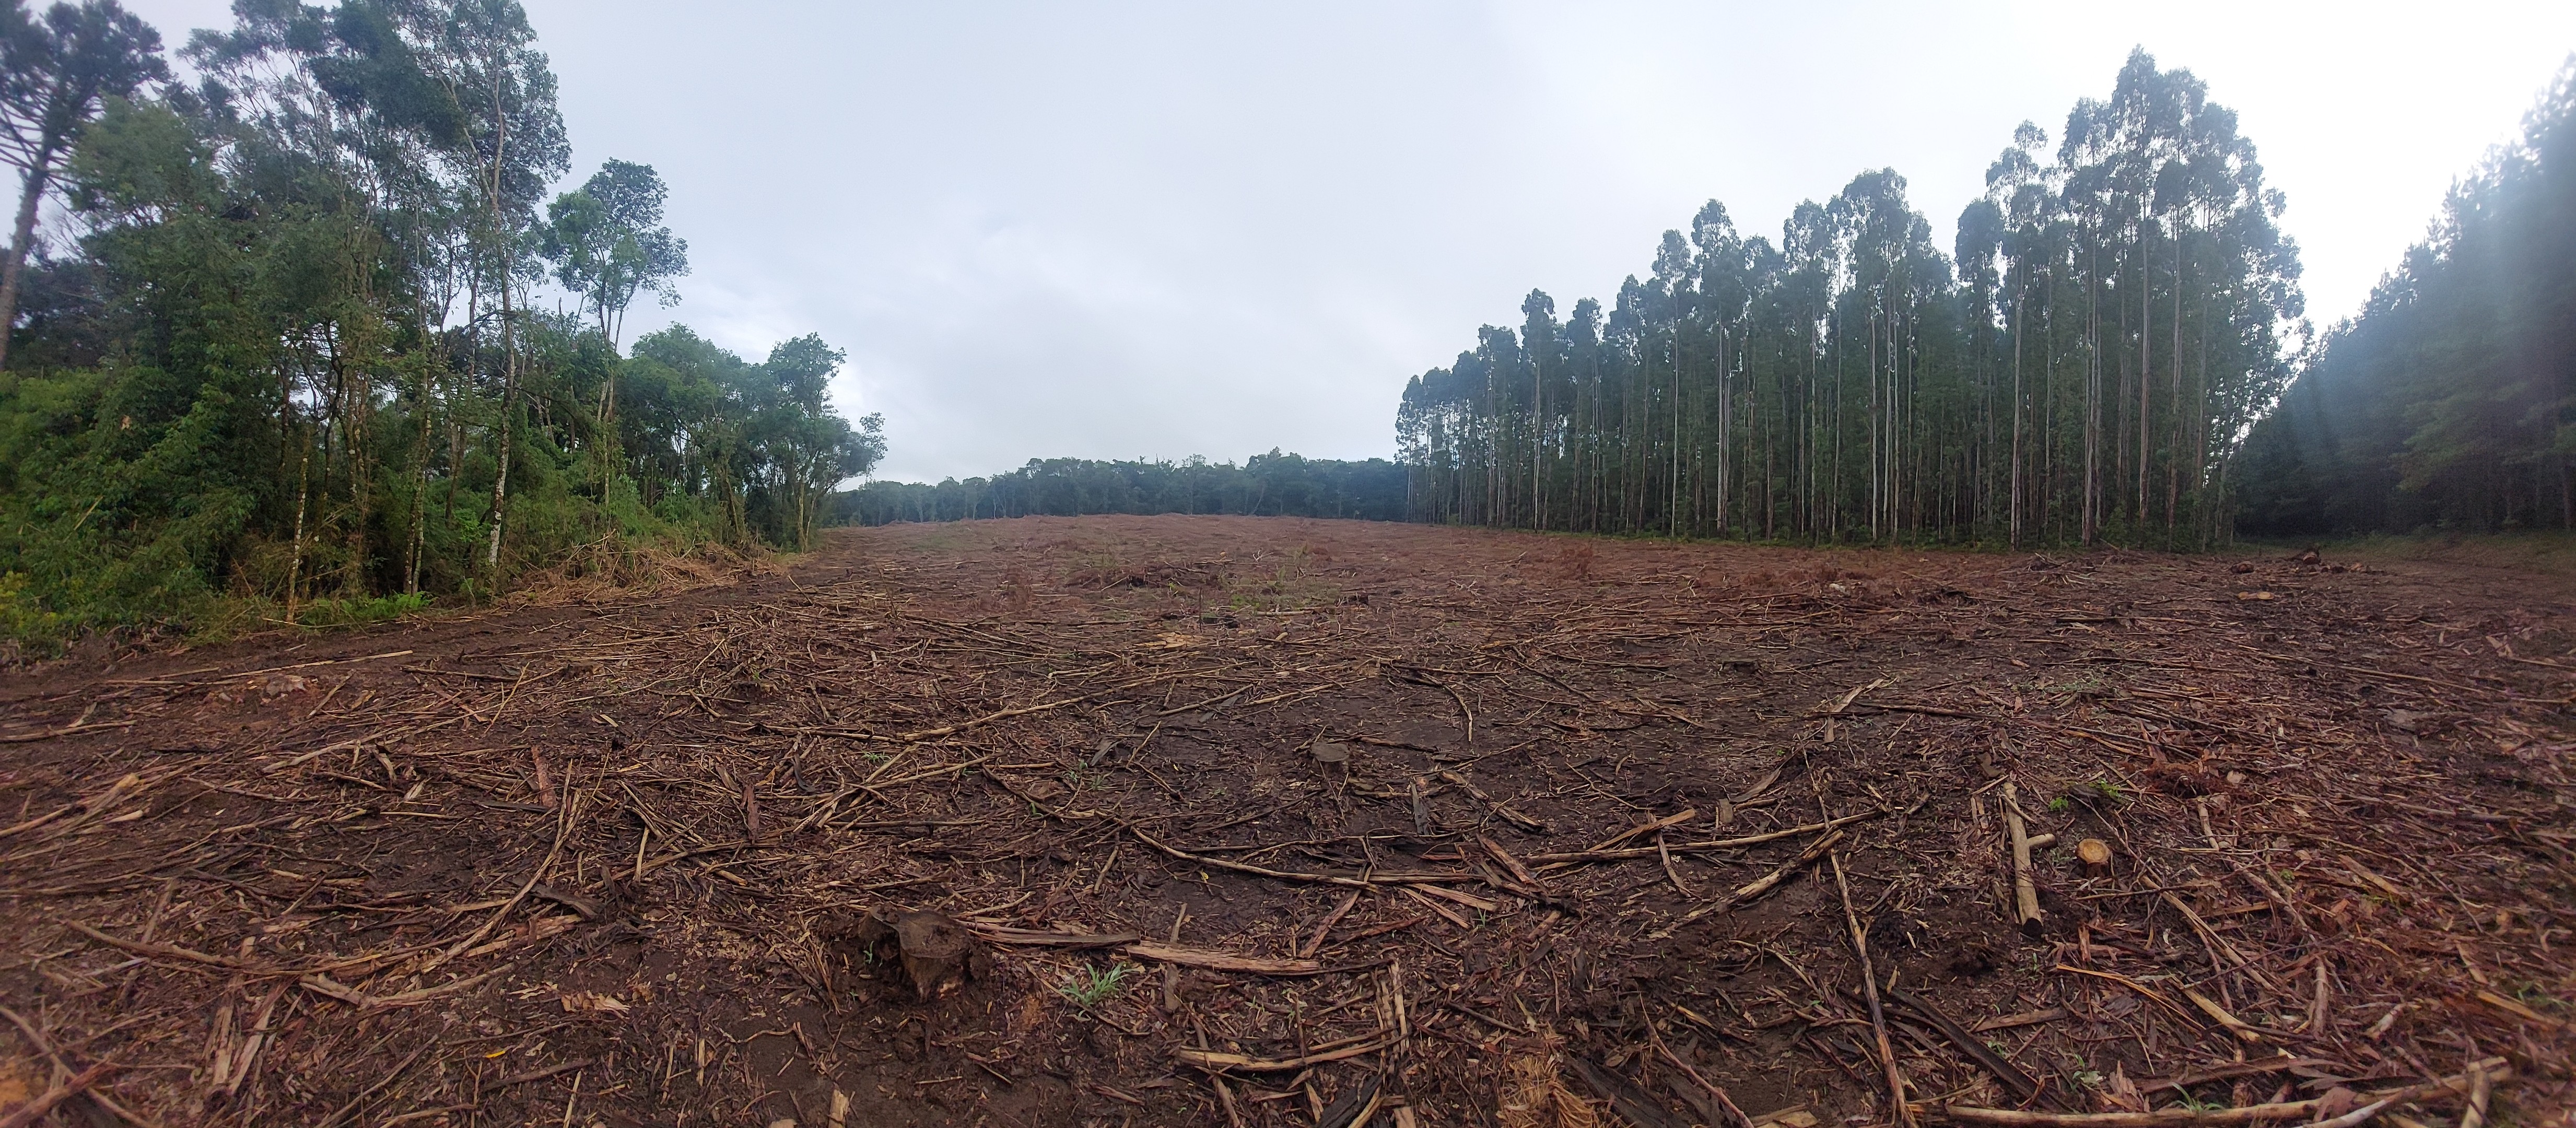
xmin=1057 ymin=962 xmax=1134 ymax=1009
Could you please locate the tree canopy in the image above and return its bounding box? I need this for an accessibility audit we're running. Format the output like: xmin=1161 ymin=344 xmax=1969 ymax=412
xmin=840 ymin=452 xmax=1405 ymax=526
xmin=0 ymin=0 xmax=877 ymax=652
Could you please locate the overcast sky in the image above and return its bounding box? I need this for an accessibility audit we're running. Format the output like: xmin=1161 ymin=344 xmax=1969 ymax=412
xmin=124 ymin=1 xmax=2576 ymax=481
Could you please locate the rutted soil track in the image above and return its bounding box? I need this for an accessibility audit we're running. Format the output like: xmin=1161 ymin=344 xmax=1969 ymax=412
xmin=2 ymin=515 xmax=2571 ymax=1126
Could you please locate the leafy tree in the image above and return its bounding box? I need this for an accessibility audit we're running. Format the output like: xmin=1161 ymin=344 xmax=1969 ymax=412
xmin=0 ymin=1 xmax=881 ymax=655
xmin=539 ymin=158 xmax=685 ymax=351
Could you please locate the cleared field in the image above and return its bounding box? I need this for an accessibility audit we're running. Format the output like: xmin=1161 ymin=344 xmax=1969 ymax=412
xmin=2 ymin=515 xmax=2568 ymax=1126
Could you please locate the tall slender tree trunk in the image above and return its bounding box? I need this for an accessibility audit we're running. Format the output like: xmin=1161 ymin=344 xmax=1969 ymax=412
xmin=1669 ymin=331 xmax=1682 ymax=537
xmin=1867 ymin=310 xmax=1880 ymax=542
xmin=2165 ymin=218 xmax=2184 ymax=539
xmin=2009 ymin=288 xmax=2026 ymax=550
xmin=1531 ymin=358 xmax=1542 ymax=530
xmin=2083 ymin=245 xmax=2101 ymax=547
xmin=486 ymin=298 xmax=518 ymax=569
xmin=2138 ymin=220 xmax=2153 ymax=528
xmin=287 ymin=443 xmax=312 ymax=625
xmin=0 ymin=155 xmax=57 ymax=372
xmin=479 ymin=70 xmax=514 ymax=574
xmin=1715 ymin=328 xmax=1730 ymax=533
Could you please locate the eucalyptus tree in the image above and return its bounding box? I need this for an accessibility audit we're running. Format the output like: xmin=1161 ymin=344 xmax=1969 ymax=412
xmin=538 ymin=157 xmax=685 ymax=503
xmin=1518 ymin=289 xmax=1557 ymax=527
xmin=1692 ymin=201 xmax=1750 ymax=533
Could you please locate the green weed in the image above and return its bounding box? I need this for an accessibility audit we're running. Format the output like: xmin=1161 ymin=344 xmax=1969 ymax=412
xmin=1057 ymin=962 xmax=1134 ymax=1009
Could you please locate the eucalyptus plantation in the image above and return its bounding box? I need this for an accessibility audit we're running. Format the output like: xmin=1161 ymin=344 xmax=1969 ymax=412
xmin=1399 ymin=50 xmax=2302 ymax=548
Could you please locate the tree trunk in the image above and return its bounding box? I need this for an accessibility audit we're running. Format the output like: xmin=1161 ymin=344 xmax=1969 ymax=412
xmin=2009 ymin=288 xmax=2025 ymax=550
xmin=2139 ymin=221 xmax=2153 ymax=530
xmin=486 ymin=296 xmax=518 ymax=570
xmin=2083 ymin=245 xmax=2101 ymax=546
xmin=2167 ymin=222 xmax=2183 ymax=540
xmin=0 ymin=156 xmax=55 ymax=372
xmin=287 ymin=443 xmax=311 ymax=625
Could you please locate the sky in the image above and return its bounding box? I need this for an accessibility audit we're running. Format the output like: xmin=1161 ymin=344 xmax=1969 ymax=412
xmin=122 ymin=1 xmax=2576 ymax=482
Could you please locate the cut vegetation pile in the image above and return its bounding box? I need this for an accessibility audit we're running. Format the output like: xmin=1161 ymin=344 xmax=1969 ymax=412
xmin=1 ymin=515 xmax=2568 ymax=1126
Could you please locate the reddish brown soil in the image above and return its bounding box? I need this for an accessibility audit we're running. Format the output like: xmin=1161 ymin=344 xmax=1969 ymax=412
xmin=2 ymin=515 xmax=2571 ymax=1127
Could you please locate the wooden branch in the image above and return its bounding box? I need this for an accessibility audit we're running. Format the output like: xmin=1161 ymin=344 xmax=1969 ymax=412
xmin=1586 ymin=808 xmax=1699 ymax=853
xmin=1438 ymin=770 xmax=1548 ymax=832
xmin=1937 ymin=1056 xmax=2510 ymax=1126
xmin=1654 ymin=828 xmax=1846 ymax=937
xmin=0 ymin=1060 xmax=117 ymax=1128
xmin=1834 ymin=853 xmax=1913 ymax=1128
xmin=2003 ymin=783 xmax=2043 ymax=935
xmin=1529 ymin=808 xmax=1883 ymax=866
xmin=1124 ymin=942 xmax=1325 ymax=977
xmin=1886 ymin=989 xmax=2044 ymax=1107
xmin=65 ymin=920 xmax=250 ymax=969
xmin=1172 ymin=1033 xmax=1394 ymax=1072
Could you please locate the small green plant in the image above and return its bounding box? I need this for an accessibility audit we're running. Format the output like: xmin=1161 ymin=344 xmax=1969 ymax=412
xmin=1058 ymin=962 xmax=1134 ymax=1009
xmin=2050 ymin=672 xmax=2108 ymax=698
xmin=2047 ymin=796 xmax=2071 ymax=813
xmin=2072 ymin=1068 xmax=2105 ymax=1088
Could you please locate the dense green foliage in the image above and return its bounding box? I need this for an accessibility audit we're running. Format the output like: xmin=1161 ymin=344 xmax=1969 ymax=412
xmin=0 ymin=0 xmax=879 ymax=652
xmin=1399 ymin=50 xmax=2302 ymax=548
xmin=2235 ymin=61 xmax=2576 ymax=536
xmin=840 ymin=452 xmax=1405 ymax=525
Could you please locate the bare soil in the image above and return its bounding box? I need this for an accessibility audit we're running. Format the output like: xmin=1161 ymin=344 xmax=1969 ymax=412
xmin=3 ymin=515 xmax=2571 ymax=1127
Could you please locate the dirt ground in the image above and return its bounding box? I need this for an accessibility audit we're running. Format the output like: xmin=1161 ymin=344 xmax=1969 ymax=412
xmin=3 ymin=515 xmax=2571 ymax=1127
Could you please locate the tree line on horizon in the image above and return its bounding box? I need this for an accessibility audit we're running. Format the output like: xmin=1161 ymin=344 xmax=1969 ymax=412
xmin=0 ymin=0 xmax=881 ymax=651
xmin=839 ymin=451 xmax=1406 ymax=525
xmin=1399 ymin=49 xmax=2302 ymax=549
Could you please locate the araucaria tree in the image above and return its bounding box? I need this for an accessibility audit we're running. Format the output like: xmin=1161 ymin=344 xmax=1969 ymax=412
xmin=1398 ymin=49 xmax=2303 ymax=548
xmin=0 ymin=0 xmax=162 ymax=371
xmin=0 ymin=0 xmax=880 ymax=650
